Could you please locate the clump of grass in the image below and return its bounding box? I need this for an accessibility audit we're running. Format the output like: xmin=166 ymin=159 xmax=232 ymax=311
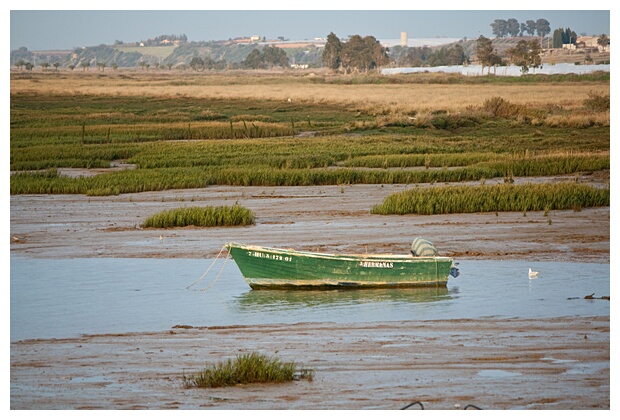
xmin=183 ymin=352 xmax=314 ymax=388
xmin=482 ymin=96 xmax=526 ymax=118
xmin=583 ymin=90 xmax=610 ymax=112
xmin=192 ymin=109 xmax=227 ymax=121
xmin=141 ymin=203 xmax=255 ymax=228
xmin=371 ymin=183 xmax=610 ymax=215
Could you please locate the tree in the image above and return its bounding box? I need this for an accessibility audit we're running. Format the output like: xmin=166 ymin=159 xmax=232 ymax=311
xmin=553 ymin=28 xmax=564 ymax=48
xmin=491 ymin=19 xmax=508 ymax=38
xmin=53 ymin=62 xmax=60 ymax=71
xmin=338 ymin=34 xmax=390 ymax=73
xmin=475 ymin=35 xmax=495 ymax=75
xmin=489 ymin=52 xmax=504 ymax=75
xmin=448 ymin=44 xmax=466 ymax=65
xmin=321 ymin=32 xmax=342 ymax=71
xmin=398 ymin=46 xmax=431 ymax=67
xmin=507 ymin=39 xmax=542 ymax=74
xmin=204 ymin=56 xmax=216 ymax=69
xmin=506 ymin=18 xmax=521 ymax=37
xmin=189 ymin=56 xmax=205 ymax=70
xmin=597 ymin=34 xmax=609 ymax=51
xmin=525 ymin=20 xmax=537 ymax=36
xmin=363 ymin=35 xmax=390 ymax=70
xmin=40 ymin=62 xmax=49 ymax=70
xmin=97 ymin=62 xmax=106 ymax=72
xmin=80 ymin=61 xmax=90 ymax=71
xmin=242 ymin=49 xmax=264 ymax=69
xmin=535 ymin=19 xmax=551 ymax=46
xmin=262 ymin=46 xmax=289 ymax=68
xmin=340 ymin=34 xmax=366 ymax=73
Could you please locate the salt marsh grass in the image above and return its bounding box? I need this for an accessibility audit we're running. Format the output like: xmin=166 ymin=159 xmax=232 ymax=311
xmin=371 ymin=183 xmax=610 ymax=215
xmin=141 ymin=204 xmax=255 ymax=228
xmin=183 ymin=352 xmax=313 ymax=388
xmin=11 ymin=71 xmax=609 ymax=215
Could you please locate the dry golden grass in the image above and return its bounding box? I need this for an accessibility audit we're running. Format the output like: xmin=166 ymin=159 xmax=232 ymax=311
xmin=11 ymin=70 xmax=609 ymax=117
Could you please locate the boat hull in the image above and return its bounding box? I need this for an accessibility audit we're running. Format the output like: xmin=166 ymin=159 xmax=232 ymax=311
xmin=225 ymin=242 xmax=453 ymax=289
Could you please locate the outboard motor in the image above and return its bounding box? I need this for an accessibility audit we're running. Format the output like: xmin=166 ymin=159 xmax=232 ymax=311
xmin=411 ymin=237 xmax=438 ymax=257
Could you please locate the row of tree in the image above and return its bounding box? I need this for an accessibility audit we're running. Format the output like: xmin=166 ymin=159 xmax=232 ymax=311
xmin=475 ymin=35 xmax=542 ymax=75
xmin=490 ymin=18 xmax=551 ymax=39
xmin=392 ymin=44 xmax=467 ymax=67
xmin=552 ymin=27 xmax=578 ymax=48
xmin=322 ymin=32 xmax=390 ymax=73
xmin=240 ymin=45 xmax=289 ymax=69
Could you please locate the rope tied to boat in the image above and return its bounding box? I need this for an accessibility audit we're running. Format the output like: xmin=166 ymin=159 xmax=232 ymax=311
xmin=186 ymin=244 xmax=230 ymax=292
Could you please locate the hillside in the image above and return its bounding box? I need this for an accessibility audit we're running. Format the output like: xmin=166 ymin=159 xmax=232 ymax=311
xmin=10 ymin=39 xmax=327 ymax=70
xmin=10 ymin=36 xmax=610 ymax=70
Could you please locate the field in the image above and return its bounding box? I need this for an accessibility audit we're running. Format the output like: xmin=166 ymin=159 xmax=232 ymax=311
xmin=10 ymin=69 xmax=610 ymax=207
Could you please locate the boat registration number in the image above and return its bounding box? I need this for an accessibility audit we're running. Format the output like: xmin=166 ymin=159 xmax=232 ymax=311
xmin=247 ymin=251 xmax=293 ymax=262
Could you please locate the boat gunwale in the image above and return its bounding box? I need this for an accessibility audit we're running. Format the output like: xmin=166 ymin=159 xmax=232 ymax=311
xmin=225 ymin=242 xmax=453 ymax=263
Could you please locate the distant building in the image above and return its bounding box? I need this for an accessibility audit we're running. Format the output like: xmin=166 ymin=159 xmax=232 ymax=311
xmin=400 ymin=32 xmax=408 ymax=47
xmin=576 ymin=35 xmax=610 ymax=52
xmin=577 ymin=36 xmax=598 ymax=48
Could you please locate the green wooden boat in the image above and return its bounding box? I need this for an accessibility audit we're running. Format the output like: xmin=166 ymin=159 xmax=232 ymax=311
xmin=225 ymin=240 xmax=458 ymax=290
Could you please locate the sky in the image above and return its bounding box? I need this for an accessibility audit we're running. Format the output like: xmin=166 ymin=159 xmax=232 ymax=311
xmin=8 ymin=2 xmax=612 ymax=51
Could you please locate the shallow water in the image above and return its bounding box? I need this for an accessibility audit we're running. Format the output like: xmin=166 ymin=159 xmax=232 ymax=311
xmin=10 ymin=256 xmax=609 ymax=342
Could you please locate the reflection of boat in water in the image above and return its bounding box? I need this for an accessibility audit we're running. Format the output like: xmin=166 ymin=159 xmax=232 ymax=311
xmin=236 ymin=286 xmax=451 ymax=312
xmin=225 ymin=238 xmax=458 ymax=290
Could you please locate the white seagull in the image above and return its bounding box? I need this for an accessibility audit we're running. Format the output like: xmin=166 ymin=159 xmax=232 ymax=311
xmin=528 ymin=268 xmax=539 ymax=279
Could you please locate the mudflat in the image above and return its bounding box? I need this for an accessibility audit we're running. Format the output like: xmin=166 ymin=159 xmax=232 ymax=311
xmin=9 ymin=177 xmax=610 ymax=263
xmin=10 ymin=317 xmax=610 ymax=410
xmin=10 ymin=180 xmax=610 ymax=410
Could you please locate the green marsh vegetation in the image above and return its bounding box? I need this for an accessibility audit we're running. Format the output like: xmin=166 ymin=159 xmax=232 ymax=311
xmin=183 ymin=352 xmax=313 ymax=388
xmin=10 ymin=71 xmax=609 ymax=214
xmin=141 ymin=204 xmax=255 ymax=228
xmin=371 ymin=183 xmax=610 ymax=215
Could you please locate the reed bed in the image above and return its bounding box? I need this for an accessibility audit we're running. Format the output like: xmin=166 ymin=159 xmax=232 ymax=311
xmin=141 ymin=204 xmax=255 ymax=228
xmin=10 ymin=149 xmax=609 ymax=195
xmin=183 ymin=352 xmax=313 ymax=388
xmin=11 ymin=121 xmax=296 ymax=145
xmin=371 ymin=183 xmax=610 ymax=215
